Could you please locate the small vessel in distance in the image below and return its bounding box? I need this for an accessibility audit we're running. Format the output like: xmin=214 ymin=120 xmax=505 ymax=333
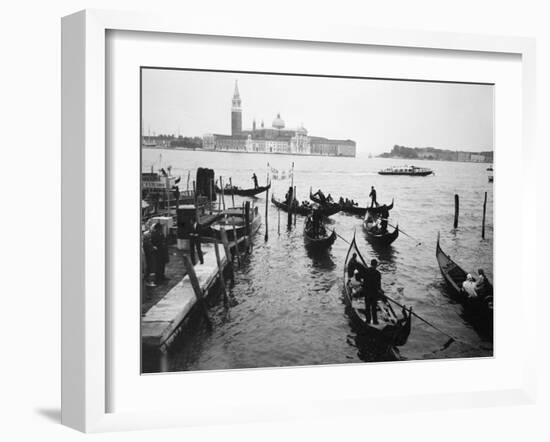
xmin=378 ymin=165 xmax=433 ymax=176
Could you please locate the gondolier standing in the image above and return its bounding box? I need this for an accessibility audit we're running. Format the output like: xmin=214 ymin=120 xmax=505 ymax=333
xmin=363 ymin=259 xmax=382 ymax=324
xmin=252 ymin=173 xmax=259 ymax=189
xmin=369 ymin=186 xmax=379 ymax=208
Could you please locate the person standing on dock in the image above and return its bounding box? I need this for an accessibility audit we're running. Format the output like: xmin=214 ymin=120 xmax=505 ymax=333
xmin=189 ymin=220 xmax=204 ymax=265
xmin=369 ymin=186 xmax=379 ymax=208
xmin=363 ymin=259 xmax=382 ymax=325
xmin=151 ymin=222 xmax=169 ymax=284
xmin=252 ymin=172 xmax=259 ymax=189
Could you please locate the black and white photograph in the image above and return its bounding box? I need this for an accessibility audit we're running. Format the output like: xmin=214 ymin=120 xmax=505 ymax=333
xmin=140 ymin=68 xmax=494 ymax=373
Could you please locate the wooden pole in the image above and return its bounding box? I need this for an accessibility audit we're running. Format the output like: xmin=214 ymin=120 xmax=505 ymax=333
xmin=220 ymin=177 xmax=226 ymax=211
xmin=229 ymin=177 xmax=235 ymax=208
xmin=482 ymin=191 xmax=487 ymax=239
xmin=265 ymin=182 xmax=269 ymax=242
xmin=232 ymin=223 xmax=242 ymax=267
xmin=219 ymin=227 xmax=234 ymax=281
xmin=182 ymin=256 xmax=212 ymax=328
xmin=245 ymin=201 xmax=251 ymax=252
xmin=293 ymin=186 xmax=297 ymax=226
xmin=193 ymin=180 xmax=199 ymax=225
xmin=186 ymin=170 xmax=190 ymax=191
xmin=213 ymin=241 xmax=228 ymax=307
xmin=278 ymin=208 xmax=281 ymax=235
xmin=287 ymin=162 xmax=296 ymax=230
xmin=208 ymin=177 xmax=212 ymax=214
xmin=453 ymin=194 xmax=459 ymax=229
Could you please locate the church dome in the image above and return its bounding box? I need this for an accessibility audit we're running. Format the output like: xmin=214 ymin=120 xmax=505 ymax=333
xmin=296 ymin=124 xmax=307 ymax=135
xmin=272 ymin=113 xmax=285 ymax=129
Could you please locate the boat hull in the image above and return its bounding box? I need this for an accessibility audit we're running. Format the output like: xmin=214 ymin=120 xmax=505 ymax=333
xmin=215 ymin=183 xmax=271 ymax=197
xmin=343 ymin=236 xmax=411 ymax=350
xmin=435 ymin=234 xmax=493 ymax=334
xmin=304 ymin=226 xmax=337 ymax=249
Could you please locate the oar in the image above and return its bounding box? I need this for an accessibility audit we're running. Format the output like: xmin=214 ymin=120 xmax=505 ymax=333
xmin=335 ymin=232 xmax=351 ymax=245
xmin=382 ymin=293 xmax=460 ymax=349
xmin=387 ymin=222 xmax=422 ymax=246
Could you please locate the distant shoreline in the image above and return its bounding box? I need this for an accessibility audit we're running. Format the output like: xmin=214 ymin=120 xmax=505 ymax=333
xmin=142 ymin=146 xmax=356 ymax=158
xmin=377 ymin=155 xmax=492 ymax=163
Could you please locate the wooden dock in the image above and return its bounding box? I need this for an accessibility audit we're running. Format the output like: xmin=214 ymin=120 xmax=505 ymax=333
xmin=141 ymin=242 xmax=228 ymax=352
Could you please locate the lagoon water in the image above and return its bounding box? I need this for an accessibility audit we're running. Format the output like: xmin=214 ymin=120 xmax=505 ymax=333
xmin=143 ymin=148 xmax=493 ymax=370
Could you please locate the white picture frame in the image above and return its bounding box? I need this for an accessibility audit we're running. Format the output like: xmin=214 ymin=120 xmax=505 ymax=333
xmin=61 ymin=9 xmax=537 ymax=433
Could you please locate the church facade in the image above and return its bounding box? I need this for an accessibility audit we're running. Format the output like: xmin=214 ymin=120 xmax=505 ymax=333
xmin=202 ymin=81 xmax=356 ymax=157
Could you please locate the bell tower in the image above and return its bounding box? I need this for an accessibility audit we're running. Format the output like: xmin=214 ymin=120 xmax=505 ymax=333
xmin=231 ymin=80 xmax=242 ymax=135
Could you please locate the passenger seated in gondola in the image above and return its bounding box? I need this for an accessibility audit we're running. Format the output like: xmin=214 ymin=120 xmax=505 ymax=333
xmin=462 ymin=274 xmax=478 ymax=298
xmin=380 ymin=217 xmax=388 ymax=233
xmin=339 ymin=197 xmax=345 ymax=205
xmin=347 ymin=252 xmax=366 ymax=278
xmin=348 ymin=270 xmax=363 ymax=298
xmin=475 ymin=269 xmax=490 ymax=297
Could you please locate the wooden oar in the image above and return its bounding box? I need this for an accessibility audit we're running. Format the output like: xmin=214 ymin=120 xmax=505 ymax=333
xmin=382 ymin=293 xmax=461 ymax=349
xmin=387 ymin=222 xmax=422 ymax=246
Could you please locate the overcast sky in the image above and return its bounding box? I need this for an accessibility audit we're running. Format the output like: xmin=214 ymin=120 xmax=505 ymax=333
xmin=141 ymin=68 xmax=493 ymax=154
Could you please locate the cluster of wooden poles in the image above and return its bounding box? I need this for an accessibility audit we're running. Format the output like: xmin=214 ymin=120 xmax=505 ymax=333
xmin=453 ymin=191 xmax=489 ymax=239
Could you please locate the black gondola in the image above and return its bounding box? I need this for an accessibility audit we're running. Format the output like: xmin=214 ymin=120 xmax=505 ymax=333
xmin=435 ymin=233 xmax=493 ymax=330
xmin=271 ymin=195 xmax=340 ymax=217
xmin=363 ymin=209 xmax=399 ymax=246
xmin=303 ymin=217 xmax=336 ymax=249
xmin=215 ymin=182 xmax=271 ymax=197
xmin=343 ymin=235 xmax=411 ymax=350
xmin=309 ymin=188 xmax=342 ymax=212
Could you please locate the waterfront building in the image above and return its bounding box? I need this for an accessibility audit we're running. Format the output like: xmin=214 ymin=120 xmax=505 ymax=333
xmin=203 ymin=81 xmax=356 ymax=157
xmin=470 ymin=153 xmax=486 ymax=162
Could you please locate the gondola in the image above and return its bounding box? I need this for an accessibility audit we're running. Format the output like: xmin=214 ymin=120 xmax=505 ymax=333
xmin=303 ymin=219 xmax=337 ymax=249
xmin=363 ymin=209 xmax=399 ymax=246
xmin=309 ymin=188 xmax=342 ymax=213
xmin=362 ymin=198 xmax=394 ymax=217
xmin=271 ymin=195 xmax=340 ymax=217
xmin=435 ymin=233 xmax=493 ymax=326
xmin=343 ymin=235 xmax=411 ymax=349
xmin=215 ymin=182 xmax=271 ymax=197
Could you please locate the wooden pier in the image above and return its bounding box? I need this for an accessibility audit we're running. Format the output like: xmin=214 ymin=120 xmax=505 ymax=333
xmin=142 ymin=242 xmax=228 ymax=352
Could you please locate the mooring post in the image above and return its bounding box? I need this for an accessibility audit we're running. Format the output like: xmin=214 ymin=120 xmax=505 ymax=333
xmin=278 ymin=208 xmax=281 ymax=235
xmin=232 ymin=223 xmax=242 ymax=267
xmin=453 ymin=194 xmax=459 ymax=229
xmin=213 ymin=241 xmax=228 ymax=307
xmin=208 ymin=177 xmax=213 ymax=214
xmin=182 ymin=256 xmax=212 ymax=329
xmin=193 ymin=180 xmax=200 ymax=225
xmin=245 ymin=201 xmax=251 ymax=252
xmin=287 ymin=187 xmax=293 ymax=229
xmin=229 ymin=177 xmax=235 ymax=208
xmin=219 ymin=227 xmax=234 ymax=281
xmin=220 ymin=177 xmax=226 ymax=211
xmin=293 ymin=186 xmax=297 ymax=226
xmin=264 ymin=183 xmax=269 ymax=242
xmin=482 ymin=191 xmax=487 ymax=239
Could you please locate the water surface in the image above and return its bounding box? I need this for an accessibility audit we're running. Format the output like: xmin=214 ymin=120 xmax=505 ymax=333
xmin=143 ymin=149 xmax=494 ymax=370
